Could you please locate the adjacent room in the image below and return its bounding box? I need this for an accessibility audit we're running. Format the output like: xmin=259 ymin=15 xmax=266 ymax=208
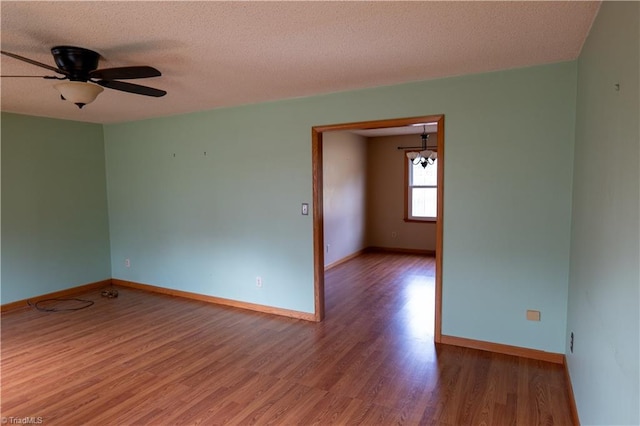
xmin=1 ymin=2 xmax=638 ymax=425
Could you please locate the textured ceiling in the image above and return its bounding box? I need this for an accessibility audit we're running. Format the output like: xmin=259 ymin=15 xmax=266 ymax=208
xmin=1 ymin=1 xmax=600 ymax=124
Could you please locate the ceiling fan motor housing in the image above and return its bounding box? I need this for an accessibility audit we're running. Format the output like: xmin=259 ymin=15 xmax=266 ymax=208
xmin=51 ymin=46 xmax=99 ymax=81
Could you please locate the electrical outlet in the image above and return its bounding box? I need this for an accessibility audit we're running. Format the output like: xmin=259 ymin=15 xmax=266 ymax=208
xmin=326 ymin=244 xmax=330 ymax=253
xmin=256 ymin=276 xmax=262 ymax=288
xmin=125 ymin=258 xmax=131 ymax=268
xmin=391 ymin=231 xmax=398 ymax=238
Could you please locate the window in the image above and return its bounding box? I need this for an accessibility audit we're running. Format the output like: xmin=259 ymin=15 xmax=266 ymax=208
xmin=406 ymin=157 xmax=437 ymax=221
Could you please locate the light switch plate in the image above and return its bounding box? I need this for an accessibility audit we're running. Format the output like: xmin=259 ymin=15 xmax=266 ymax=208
xmin=301 ymin=203 xmax=309 ymax=215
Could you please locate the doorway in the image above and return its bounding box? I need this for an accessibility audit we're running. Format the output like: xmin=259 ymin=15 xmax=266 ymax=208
xmin=311 ymin=115 xmax=444 ymax=343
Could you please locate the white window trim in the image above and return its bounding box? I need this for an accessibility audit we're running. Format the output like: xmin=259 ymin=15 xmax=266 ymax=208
xmin=407 ymin=158 xmax=437 ymax=222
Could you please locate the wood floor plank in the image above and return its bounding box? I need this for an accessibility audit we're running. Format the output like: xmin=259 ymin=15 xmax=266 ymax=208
xmin=1 ymin=252 xmax=574 ymax=425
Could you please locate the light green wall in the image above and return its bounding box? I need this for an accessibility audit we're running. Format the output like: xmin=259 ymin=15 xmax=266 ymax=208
xmin=105 ymin=61 xmax=576 ymax=352
xmin=1 ymin=113 xmax=111 ymax=303
xmin=567 ymin=2 xmax=640 ymax=424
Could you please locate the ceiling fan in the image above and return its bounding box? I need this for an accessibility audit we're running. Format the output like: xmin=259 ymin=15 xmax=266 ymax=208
xmin=1 ymin=46 xmax=167 ymax=108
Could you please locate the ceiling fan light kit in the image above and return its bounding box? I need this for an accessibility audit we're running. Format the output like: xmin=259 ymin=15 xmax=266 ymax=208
xmin=1 ymin=45 xmax=167 ymax=109
xmin=54 ymin=81 xmax=104 ymax=109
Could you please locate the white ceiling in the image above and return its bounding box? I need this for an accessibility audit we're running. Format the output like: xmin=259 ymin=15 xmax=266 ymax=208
xmin=1 ymin=1 xmax=600 ymax=124
xmin=351 ymin=122 xmax=437 ymax=137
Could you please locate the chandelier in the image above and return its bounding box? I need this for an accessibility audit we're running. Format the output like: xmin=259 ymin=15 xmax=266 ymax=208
xmin=398 ymin=125 xmax=437 ymax=168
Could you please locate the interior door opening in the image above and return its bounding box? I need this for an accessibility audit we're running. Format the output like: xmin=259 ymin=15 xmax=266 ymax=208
xmin=311 ymin=115 xmax=444 ymax=343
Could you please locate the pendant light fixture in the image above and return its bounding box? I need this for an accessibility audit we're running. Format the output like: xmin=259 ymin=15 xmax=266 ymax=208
xmin=397 ymin=125 xmax=437 ymax=168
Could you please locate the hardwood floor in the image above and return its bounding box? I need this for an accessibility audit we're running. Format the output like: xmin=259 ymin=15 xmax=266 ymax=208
xmin=1 ymin=253 xmax=574 ymax=425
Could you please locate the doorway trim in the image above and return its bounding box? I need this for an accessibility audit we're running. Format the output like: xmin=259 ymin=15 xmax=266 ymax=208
xmin=311 ymin=114 xmax=444 ymax=343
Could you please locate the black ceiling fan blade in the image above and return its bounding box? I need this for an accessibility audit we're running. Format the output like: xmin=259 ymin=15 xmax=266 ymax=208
xmin=96 ymin=79 xmax=166 ymax=97
xmin=89 ymin=66 xmax=161 ymax=80
xmin=1 ymin=50 xmax=68 ymax=75
xmin=1 ymin=75 xmax=45 ymax=78
xmin=0 ymin=75 xmax=65 ymax=79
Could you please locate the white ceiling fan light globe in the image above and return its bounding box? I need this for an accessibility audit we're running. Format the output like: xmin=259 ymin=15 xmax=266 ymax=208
xmin=406 ymin=151 xmax=420 ymax=160
xmin=54 ymin=82 xmax=104 ymax=108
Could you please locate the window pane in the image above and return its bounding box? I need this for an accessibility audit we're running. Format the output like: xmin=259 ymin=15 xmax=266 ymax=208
xmin=411 ymin=188 xmax=437 ymax=218
xmin=410 ymin=159 xmax=437 ymax=186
